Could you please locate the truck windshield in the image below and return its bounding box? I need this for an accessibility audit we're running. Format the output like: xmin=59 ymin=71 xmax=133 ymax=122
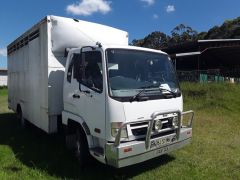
xmin=106 ymin=49 xmax=181 ymax=100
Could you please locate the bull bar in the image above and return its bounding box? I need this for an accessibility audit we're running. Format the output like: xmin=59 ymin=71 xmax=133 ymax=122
xmin=114 ymin=110 xmax=194 ymax=148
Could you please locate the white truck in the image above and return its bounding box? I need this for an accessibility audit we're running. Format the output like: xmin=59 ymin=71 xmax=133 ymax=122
xmin=7 ymin=15 xmax=194 ymax=168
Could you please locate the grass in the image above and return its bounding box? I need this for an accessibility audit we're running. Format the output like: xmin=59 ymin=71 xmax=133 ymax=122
xmin=0 ymin=83 xmax=240 ymax=179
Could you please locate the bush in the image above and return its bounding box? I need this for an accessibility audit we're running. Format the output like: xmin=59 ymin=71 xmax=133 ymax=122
xmin=0 ymin=86 xmax=7 ymax=89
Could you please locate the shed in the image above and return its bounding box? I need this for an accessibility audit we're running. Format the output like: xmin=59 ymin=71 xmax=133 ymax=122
xmin=0 ymin=69 xmax=7 ymax=86
xmin=162 ymin=39 xmax=240 ymax=81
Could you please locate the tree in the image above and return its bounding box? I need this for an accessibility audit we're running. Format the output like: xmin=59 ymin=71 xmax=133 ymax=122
xmin=131 ymin=16 xmax=240 ymax=49
xmin=205 ymin=17 xmax=240 ymax=39
xmin=197 ymin=32 xmax=207 ymax=40
xmin=131 ymin=39 xmax=144 ymax=47
xmin=132 ymin=31 xmax=169 ymax=49
xmin=169 ymin=24 xmax=198 ymax=45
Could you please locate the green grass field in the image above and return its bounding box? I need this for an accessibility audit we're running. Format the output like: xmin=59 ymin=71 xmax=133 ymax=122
xmin=0 ymin=83 xmax=239 ymax=179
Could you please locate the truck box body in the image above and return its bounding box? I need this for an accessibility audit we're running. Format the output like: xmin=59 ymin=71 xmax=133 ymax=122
xmin=7 ymin=15 xmax=128 ymax=133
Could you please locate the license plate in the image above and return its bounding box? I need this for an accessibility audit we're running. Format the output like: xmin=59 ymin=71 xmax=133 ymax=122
xmin=150 ymin=135 xmax=175 ymax=149
xmin=155 ymin=146 xmax=169 ymax=155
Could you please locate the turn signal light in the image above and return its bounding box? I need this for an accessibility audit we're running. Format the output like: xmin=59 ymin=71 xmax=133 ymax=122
xmin=123 ymin=147 xmax=132 ymax=153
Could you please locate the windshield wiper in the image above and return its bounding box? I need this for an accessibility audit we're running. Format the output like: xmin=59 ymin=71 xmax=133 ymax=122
xmin=129 ymin=85 xmax=179 ymax=102
xmin=129 ymin=88 xmax=155 ymax=102
xmin=159 ymin=88 xmax=178 ymax=98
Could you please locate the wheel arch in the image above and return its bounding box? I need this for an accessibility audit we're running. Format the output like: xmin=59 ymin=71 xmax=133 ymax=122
xmin=16 ymin=104 xmax=22 ymax=113
xmin=62 ymin=111 xmax=92 ymax=148
xmin=16 ymin=102 xmax=25 ymax=116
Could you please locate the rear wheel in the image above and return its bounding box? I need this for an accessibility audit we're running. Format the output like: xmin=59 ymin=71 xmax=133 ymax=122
xmin=16 ymin=105 xmax=25 ymax=127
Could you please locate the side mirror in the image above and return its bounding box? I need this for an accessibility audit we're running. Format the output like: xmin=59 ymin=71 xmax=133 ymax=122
xmin=64 ymin=48 xmax=71 ymax=57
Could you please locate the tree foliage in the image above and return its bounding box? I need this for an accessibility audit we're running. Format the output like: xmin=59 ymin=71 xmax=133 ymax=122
xmin=170 ymin=24 xmax=198 ymax=45
xmin=132 ymin=24 xmax=198 ymax=48
xmin=205 ymin=17 xmax=240 ymax=39
xmin=132 ymin=16 xmax=240 ymax=49
xmin=131 ymin=31 xmax=170 ymax=49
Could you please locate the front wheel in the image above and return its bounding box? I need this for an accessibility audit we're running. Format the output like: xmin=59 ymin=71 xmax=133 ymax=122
xmin=74 ymin=127 xmax=89 ymax=169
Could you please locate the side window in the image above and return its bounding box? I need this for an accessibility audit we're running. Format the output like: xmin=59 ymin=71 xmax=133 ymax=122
xmin=69 ymin=51 xmax=103 ymax=93
xmin=73 ymin=54 xmax=82 ymax=80
xmin=81 ymin=51 xmax=103 ymax=92
xmin=67 ymin=55 xmax=74 ymax=83
xmin=66 ymin=53 xmax=82 ymax=83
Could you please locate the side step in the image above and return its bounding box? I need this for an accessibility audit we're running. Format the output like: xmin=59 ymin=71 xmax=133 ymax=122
xmin=90 ymin=147 xmax=104 ymax=157
xmin=89 ymin=147 xmax=106 ymax=164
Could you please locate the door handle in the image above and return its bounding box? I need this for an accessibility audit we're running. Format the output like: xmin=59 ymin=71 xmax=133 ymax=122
xmin=82 ymin=90 xmax=90 ymax=94
xmin=72 ymin=94 xmax=80 ymax=99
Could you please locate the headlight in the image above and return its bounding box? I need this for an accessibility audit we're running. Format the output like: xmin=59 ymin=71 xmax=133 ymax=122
xmin=154 ymin=120 xmax=162 ymax=131
xmin=111 ymin=122 xmax=128 ymax=138
xmin=172 ymin=116 xmax=179 ymax=126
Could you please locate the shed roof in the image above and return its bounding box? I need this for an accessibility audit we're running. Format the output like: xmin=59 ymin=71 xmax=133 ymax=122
xmin=162 ymin=39 xmax=240 ymax=56
xmin=0 ymin=69 xmax=8 ymax=73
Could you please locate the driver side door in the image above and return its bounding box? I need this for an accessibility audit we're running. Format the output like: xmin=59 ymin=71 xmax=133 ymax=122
xmin=70 ymin=49 xmax=106 ymax=140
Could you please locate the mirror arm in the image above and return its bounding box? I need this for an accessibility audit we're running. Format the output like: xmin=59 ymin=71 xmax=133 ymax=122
xmin=79 ymin=83 xmax=82 ymax=92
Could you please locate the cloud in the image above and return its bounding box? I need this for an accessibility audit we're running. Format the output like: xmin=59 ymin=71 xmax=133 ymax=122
xmin=166 ymin=5 xmax=175 ymax=13
xmin=0 ymin=48 xmax=7 ymax=57
xmin=140 ymin=0 xmax=155 ymax=6
xmin=153 ymin=14 xmax=159 ymax=19
xmin=66 ymin=0 xmax=111 ymax=16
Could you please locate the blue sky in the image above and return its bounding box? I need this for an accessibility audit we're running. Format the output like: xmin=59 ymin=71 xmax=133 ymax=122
xmin=1 ymin=0 xmax=240 ymax=68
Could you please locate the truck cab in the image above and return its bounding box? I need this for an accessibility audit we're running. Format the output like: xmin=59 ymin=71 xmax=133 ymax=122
xmin=62 ymin=44 xmax=194 ymax=168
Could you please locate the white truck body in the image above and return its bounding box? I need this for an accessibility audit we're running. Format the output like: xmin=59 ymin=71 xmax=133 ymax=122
xmin=7 ymin=15 xmax=128 ymax=133
xmin=8 ymin=15 xmax=194 ymax=168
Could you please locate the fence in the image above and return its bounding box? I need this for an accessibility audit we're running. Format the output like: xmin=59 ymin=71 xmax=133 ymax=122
xmin=177 ymin=69 xmax=240 ymax=83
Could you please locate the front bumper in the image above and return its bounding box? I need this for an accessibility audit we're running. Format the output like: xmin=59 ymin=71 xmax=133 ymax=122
xmin=105 ymin=110 xmax=194 ymax=168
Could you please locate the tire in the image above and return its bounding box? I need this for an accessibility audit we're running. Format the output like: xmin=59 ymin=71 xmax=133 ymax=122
xmin=16 ymin=106 xmax=26 ymax=128
xmin=74 ymin=127 xmax=89 ymax=169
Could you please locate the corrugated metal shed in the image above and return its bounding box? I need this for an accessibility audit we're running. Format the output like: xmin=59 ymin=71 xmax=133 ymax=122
xmin=0 ymin=69 xmax=7 ymax=86
xmin=162 ymin=39 xmax=240 ymax=78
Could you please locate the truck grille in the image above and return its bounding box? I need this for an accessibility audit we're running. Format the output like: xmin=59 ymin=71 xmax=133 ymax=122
xmin=131 ymin=127 xmax=147 ymax=136
xmin=130 ymin=117 xmax=176 ymax=138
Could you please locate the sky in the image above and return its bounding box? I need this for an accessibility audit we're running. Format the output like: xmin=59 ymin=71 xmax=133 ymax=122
xmin=1 ymin=0 xmax=240 ymax=68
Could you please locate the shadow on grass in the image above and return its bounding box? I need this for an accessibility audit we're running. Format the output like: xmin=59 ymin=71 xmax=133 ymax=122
xmin=0 ymin=113 xmax=175 ymax=179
